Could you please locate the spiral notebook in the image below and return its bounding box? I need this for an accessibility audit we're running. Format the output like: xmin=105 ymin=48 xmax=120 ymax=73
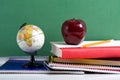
xmin=47 ymin=62 xmax=120 ymax=74
xmin=46 ymin=56 xmax=120 ymax=74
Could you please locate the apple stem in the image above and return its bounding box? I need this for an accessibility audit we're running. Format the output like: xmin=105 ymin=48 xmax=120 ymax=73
xmin=73 ymin=18 xmax=75 ymax=20
xmin=71 ymin=18 xmax=76 ymax=22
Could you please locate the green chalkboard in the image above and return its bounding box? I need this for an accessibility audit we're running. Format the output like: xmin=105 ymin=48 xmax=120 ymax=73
xmin=0 ymin=0 xmax=120 ymax=56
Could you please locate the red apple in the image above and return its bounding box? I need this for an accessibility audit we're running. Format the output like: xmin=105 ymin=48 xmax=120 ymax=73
xmin=61 ymin=18 xmax=86 ymax=45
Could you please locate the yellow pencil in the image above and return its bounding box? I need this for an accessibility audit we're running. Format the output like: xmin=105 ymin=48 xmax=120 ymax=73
xmin=82 ymin=40 xmax=113 ymax=47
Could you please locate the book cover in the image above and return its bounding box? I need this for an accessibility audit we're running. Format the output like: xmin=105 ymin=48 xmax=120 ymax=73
xmin=0 ymin=59 xmax=50 ymax=74
xmin=0 ymin=59 xmax=84 ymax=74
xmin=0 ymin=59 xmax=48 ymax=70
xmin=50 ymin=56 xmax=120 ymax=66
xmin=50 ymin=40 xmax=120 ymax=59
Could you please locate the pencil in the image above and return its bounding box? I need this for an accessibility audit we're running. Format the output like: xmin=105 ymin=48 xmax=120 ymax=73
xmin=82 ymin=40 xmax=113 ymax=47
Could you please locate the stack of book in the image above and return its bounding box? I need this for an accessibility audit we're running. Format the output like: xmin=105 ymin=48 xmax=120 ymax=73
xmin=48 ymin=40 xmax=120 ymax=74
xmin=1 ymin=40 xmax=120 ymax=74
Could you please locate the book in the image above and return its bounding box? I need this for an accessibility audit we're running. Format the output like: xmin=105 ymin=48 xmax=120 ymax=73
xmin=50 ymin=40 xmax=120 ymax=59
xmin=0 ymin=58 xmax=83 ymax=74
xmin=46 ymin=56 xmax=120 ymax=74
xmin=47 ymin=62 xmax=120 ymax=74
xmin=49 ymin=56 xmax=120 ymax=66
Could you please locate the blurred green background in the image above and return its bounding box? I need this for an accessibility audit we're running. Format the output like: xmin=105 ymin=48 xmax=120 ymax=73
xmin=0 ymin=0 xmax=120 ymax=56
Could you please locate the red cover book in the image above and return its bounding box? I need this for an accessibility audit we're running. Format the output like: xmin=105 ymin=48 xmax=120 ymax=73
xmin=50 ymin=40 xmax=120 ymax=59
xmin=61 ymin=47 xmax=120 ymax=59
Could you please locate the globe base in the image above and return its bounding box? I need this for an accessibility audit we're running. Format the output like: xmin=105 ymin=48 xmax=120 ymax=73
xmin=23 ymin=61 xmax=43 ymax=68
xmin=23 ymin=55 xmax=43 ymax=68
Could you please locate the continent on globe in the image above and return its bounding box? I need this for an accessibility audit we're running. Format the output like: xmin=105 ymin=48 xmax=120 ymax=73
xmin=17 ymin=24 xmax=45 ymax=54
xmin=18 ymin=25 xmax=40 ymax=47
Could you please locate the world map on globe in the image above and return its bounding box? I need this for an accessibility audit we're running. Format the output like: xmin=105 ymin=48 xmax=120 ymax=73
xmin=17 ymin=25 xmax=45 ymax=54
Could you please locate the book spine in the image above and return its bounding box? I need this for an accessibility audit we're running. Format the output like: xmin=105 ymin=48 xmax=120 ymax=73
xmin=61 ymin=47 xmax=120 ymax=59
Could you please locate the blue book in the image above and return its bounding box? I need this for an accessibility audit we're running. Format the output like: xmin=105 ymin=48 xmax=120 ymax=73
xmin=0 ymin=59 xmax=51 ymax=74
xmin=0 ymin=59 xmax=49 ymax=70
xmin=0 ymin=59 xmax=84 ymax=74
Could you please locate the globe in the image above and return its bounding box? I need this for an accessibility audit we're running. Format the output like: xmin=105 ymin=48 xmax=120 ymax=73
xmin=17 ymin=24 xmax=45 ymax=55
xmin=16 ymin=23 xmax=45 ymax=68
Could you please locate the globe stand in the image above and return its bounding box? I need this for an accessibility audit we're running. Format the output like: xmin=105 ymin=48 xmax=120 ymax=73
xmin=23 ymin=52 xmax=43 ymax=68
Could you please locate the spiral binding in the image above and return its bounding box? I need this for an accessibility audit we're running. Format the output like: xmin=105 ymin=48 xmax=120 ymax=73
xmin=48 ymin=62 xmax=120 ymax=74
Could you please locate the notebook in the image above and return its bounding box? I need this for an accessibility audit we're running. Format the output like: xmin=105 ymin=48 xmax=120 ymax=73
xmin=47 ymin=62 xmax=120 ymax=74
xmin=46 ymin=56 xmax=120 ymax=74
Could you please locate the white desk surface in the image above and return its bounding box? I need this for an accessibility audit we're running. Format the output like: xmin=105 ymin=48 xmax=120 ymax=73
xmin=0 ymin=56 xmax=120 ymax=80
